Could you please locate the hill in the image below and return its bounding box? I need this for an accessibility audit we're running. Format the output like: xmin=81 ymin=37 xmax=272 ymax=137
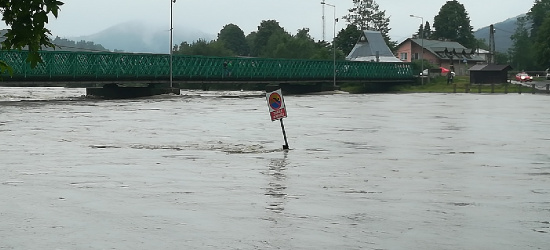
xmin=69 ymin=21 xmax=215 ymax=53
xmin=49 ymin=37 xmax=109 ymax=52
xmin=474 ymin=14 xmax=526 ymax=53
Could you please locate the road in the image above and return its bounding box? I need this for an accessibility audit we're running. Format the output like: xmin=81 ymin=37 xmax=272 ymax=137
xmin=511 ymin=80 xmax=550 ymax=90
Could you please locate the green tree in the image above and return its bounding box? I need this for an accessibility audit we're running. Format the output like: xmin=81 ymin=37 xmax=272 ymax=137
xmin=284 ymin=31 xmax=317 ymax=59
xmin=0 ymin=0 xmax=64 ymax=68
xmin=415 ymin=22 xmax=433 ymax=40
xmin=534 ymin=15 xmax=550 ymax=68
xmin=410 ymin=59 xmax=434 ymax=74
xmin=494 ymin=52 xmax=509 ymax=65
xmin=262 ymin=31 xmax=292 ymax=58
xmin=475 ymin=38 xmax=490 ymax=50
xmin=265 ymin=28 xmax=342 ymax=60
xmin=217 ymin=24 xmax=249 ymax=56
xmin=175 ymin=39 xmax=233 ymax=57
xmin=527 ymin=0 xmax=550 ymax=39
xmin=245 ymin=31 xmax=257 ymax=56
xmin=509 ymin=16 xmax=535 ymax=70
xmin=432 ymin=0 xmax=476 ymax=48
xmin=477 ymin=38 xmax=509 ymax=64
xmin=526 ymin=0 xmax=550 ymax=69
xmin=343 ymin=0 xmax=395 ymax=50
xmin=311 ymin=40 xmax=336 ymax=60
xmin=335 ymin=24 xmax=362 ymax=56
xmin=249 ymin=20 xmax=287 ymax=57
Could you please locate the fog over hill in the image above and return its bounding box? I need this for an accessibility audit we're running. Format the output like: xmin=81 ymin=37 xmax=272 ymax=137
xmin=474 ymin=14 xmax=526 ymax=53
xmin=60 ymin=15 xmax=524 ymax=54
xmin=69 ymin=21 xmax=215 ymax=53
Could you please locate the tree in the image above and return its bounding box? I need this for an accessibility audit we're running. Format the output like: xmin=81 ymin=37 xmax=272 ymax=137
xmin=310 ymin=40 xmax=337 ymax=60
xmin=0 ymin=0 xmax=64 ymax=68
xmin=476 ymin=38 xmax=490 ymax=51
xmin=527 ymin=0 xmax=550 ymax=39
xmin=477 ymin=38 xmax=509 ymax=64
xmin=264 ymin=28 xmax=342 ymax=60
xmin=175 ymin=39 xmax=233 ymax=57
xmin=534 ymin=15 xmax=550 ymax=68
xmin=217 ymin=24 xmax=249 ymax=56
xmin=262 ymin=31 xmax=292 ymax=58
xmin=527 ymin=0 xmax=550 ymax=69
xmin=343 ymin=0 xmax=394 ymax=50
xmin=51 ymin=37 xmax=108 ymax=52
xmin=415 ymin=21 xmax=432 ymax=39
xmin=249 ymin=20 xmax=287 ymax=57
xmin=432 ymin=0 xmax=476 ymax=48
xmin=335 ymin=24 xmax=362 ymax=56
xmin=423 ymin=21 xmax=432 ymax=39
xmin=494 ymin=52 xmax=509 ymax=65
xmin=509 ymin=16 xmax=535 ymax=70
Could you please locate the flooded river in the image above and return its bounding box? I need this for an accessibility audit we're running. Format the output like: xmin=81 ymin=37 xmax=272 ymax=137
xmin=1 ymin=87 xmax=549 ymax=249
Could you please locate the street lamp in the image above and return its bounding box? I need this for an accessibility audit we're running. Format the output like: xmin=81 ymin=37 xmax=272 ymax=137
xmin=170 ymin=0 xmax=176 ymax=89
xmin=410 ymin=14 xmax=424 ymax=85
xmin=322 ymin=2 xmax=337 ymax=88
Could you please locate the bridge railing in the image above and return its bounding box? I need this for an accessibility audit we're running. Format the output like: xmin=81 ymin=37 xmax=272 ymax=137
xmin=0 ymin=50 xmax=413 ymax=81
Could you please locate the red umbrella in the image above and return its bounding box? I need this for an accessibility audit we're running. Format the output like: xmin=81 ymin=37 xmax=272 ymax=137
xmin=440 ymin=67 xmax=450 ymax=74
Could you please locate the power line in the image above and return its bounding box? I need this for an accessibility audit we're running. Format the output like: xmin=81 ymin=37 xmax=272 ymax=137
xmin=494 ymin=27 xmax=515 ymax=34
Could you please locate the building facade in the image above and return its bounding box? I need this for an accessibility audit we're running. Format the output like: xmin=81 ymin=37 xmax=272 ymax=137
xmin=395 ymin=38 xmax=486 ymax=75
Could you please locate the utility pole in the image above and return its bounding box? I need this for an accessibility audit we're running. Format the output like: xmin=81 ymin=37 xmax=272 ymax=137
xmin=322 ymin=0 xmax=326 ymax=41
xmin=489 ymin=24 xmax=496 ymax=64
xmin=321 ymin=2 xmax=337 ymax=88
xmin=410 ymin=15 xmax=424 ymax=85
xmin=170 ymin=0 xmax=176 ymax=89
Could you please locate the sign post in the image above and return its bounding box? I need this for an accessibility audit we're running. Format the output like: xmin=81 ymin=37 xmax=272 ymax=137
xmin=266 ymin=89 xmax=289 ymax=150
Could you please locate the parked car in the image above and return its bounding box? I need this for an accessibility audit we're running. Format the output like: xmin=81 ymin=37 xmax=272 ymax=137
xmin=515 ymin=72 xmax=533 ymax=82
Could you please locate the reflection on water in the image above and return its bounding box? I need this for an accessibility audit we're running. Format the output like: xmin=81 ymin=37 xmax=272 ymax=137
xmin=263 ymin=152 xmax=288 ymax=214
xmin=1 ymin=87 xmax=549 ymax=249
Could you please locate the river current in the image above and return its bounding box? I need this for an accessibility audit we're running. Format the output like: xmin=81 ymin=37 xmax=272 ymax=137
xmin=1 ymin=87 xmax=549 ymax=249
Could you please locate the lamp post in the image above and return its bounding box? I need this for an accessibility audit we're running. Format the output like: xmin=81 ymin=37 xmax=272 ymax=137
xmin=410 ymin=15 xmax=424 ymax=85
xmin=170 ymin=0 xmax=176 ymax=89
xmin=322 ymin=2 xmax=337 ymax=88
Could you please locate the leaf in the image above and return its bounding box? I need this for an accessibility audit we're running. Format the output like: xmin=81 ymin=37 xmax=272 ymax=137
xmin=0 ymin=60 xmax=15 ymax=77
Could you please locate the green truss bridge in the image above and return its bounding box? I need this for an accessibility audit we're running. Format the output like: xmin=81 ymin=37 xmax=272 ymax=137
xmin=0 ymin=50 xmax=414 ymax=96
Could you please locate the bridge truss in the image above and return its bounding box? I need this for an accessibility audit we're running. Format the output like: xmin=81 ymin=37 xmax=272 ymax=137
xmin=0 ymin=50 xmax=413 ymax=83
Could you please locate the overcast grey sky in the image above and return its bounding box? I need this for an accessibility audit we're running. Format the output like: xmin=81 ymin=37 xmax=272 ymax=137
xmin=42 ymin=0 xmax=530 ymax=42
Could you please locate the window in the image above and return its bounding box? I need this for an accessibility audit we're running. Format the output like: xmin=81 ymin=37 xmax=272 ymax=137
xmin=400 ymin=52 xmax=408 ymax=61
xmin=413 ymin=53 xmax=420 ymax=60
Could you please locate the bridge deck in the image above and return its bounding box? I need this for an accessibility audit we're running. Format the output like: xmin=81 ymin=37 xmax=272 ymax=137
xmin=0 ymin=50 xmax=414 ymax=83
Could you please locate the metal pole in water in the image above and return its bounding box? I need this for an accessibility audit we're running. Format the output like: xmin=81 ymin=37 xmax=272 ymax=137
xmin=170 ymin=0 xmax=176 ymax=89
xmin=280 ymin=118 xmax=289 ymax=150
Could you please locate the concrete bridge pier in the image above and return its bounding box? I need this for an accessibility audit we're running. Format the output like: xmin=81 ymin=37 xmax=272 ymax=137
xmin=86 ymin=83 xmax=180 ymax=99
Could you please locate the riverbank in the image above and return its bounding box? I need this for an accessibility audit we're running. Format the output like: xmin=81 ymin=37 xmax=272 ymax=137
xmin=341 ymin=76 xmax=550 ymax=94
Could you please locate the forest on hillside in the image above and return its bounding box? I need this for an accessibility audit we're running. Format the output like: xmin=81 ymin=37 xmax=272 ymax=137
xmin=49 ymin=37 xmax=109 ymax=52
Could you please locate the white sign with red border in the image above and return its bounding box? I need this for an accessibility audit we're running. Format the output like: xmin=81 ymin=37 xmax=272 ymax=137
xmin=266 ymin=89 xmax=287 ymax=121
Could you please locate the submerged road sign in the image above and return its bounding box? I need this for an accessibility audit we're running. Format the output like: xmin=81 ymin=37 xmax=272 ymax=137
xmin=266 ymin=89 xmax=287 ymax=121
xmin=266 ymin=88 xmax=289 ymax=149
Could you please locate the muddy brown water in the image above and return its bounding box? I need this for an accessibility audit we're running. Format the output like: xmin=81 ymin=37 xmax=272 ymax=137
xmin=1 ymin=88 xmax=549 ymax=249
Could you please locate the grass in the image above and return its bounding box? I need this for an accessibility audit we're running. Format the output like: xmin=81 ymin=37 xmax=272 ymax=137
xmin=391 ymin=76 xmax=546 ymax=94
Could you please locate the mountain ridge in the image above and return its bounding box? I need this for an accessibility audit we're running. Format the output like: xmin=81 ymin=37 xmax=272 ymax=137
xmin=55 ymin=15 xmax=524 ymax=54
xmin=473 ymin=14 xmax=526 ymax=53
xmin=67 ymin=20 xmax=215 ymax=53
